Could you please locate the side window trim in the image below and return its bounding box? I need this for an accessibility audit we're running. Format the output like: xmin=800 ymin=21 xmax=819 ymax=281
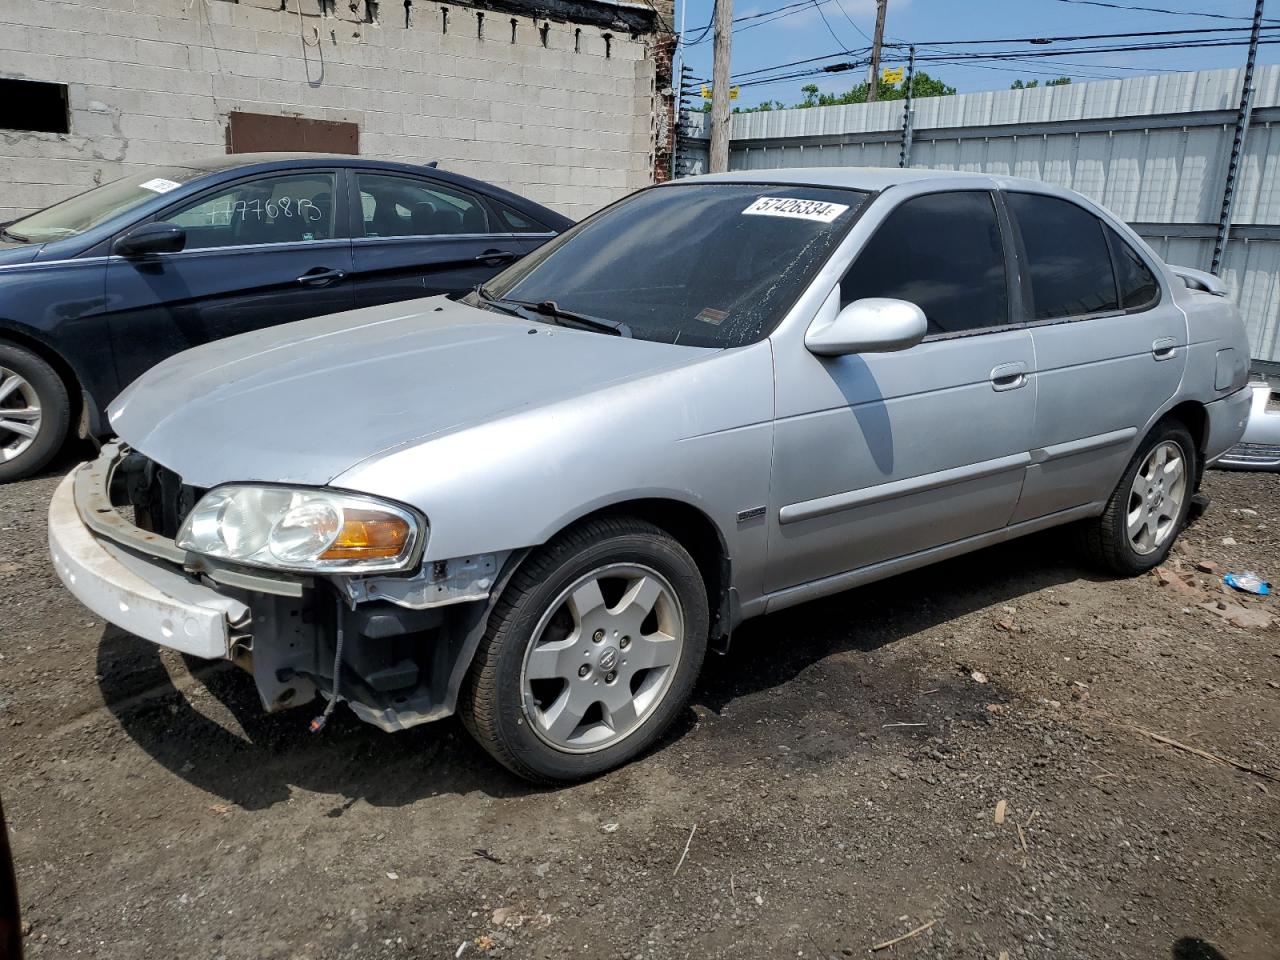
xmin=126 ymin=168 xmax=345 ymax=252
xmin=1003 ymin=189 xmax=1127 ymax=326
xmin=352 ymin=169 xmax=503 ymax=239
xmin=1102 ymin=224 xmax=1163 ymax=315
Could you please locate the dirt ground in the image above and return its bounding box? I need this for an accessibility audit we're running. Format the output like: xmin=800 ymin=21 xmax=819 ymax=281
xmin=1 ymin=449 xmax=1277 ymax=960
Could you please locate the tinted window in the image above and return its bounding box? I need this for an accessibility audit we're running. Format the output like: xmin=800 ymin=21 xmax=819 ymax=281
xmin=484 ymin=183 xmax=869 ymax=348
xmin=162 ymin=173 xmax=337 ymax=248
xmin=357 ymin=173 xmax=491 ymax=237
xmin=1107 ymin=226 xmax=1159 ymax=309
xmin=840 ymin=191 xmax=1008 ymax=335
xmin=494 ymin=200 xmax=550 ymax=233
xmin=1007 ymin=192 xmax=1118 ymax=320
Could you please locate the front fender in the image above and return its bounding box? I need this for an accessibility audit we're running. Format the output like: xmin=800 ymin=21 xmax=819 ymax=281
xmin=334 ymin=341 xmax=776 ymax=603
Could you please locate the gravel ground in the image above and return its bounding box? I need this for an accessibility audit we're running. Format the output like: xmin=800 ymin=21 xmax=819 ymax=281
xmin=1 ymin=450 xmax=1277 ymax=960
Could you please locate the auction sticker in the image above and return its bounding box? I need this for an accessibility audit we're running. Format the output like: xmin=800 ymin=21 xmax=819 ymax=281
xmin=742 ymin=197 xmax=849 ymax=222
xmin=139 ymin=178 xmax=182 ymax=194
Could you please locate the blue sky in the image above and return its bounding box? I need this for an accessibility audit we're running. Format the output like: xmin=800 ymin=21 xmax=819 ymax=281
xmin=674 ymin=0 xmax=1279 ymax=109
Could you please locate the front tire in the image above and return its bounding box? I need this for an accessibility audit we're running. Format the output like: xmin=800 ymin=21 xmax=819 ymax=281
xmin=459 ymin=517 xmax=709 ymax=783
xmin=1080 ymin=418 xmax=1195 ymax=575
xmin=0 ymin=343 xmax=70 ymax=483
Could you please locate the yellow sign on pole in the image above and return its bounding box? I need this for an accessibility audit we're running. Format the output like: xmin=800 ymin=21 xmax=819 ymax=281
xmin=700 ymin=85 xmax=740 ymax=100
xmin=882 ymin=66 xmax=905 ymax=84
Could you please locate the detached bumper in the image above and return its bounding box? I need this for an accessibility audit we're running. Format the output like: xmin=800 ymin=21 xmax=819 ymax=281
xmin=1212 ymin=383 xmax=1280 ymax=471
xmin=47 ymin=471 xmax=250 ymax=659
xmin=1203 ymin=385 xmax=1255 ymax=466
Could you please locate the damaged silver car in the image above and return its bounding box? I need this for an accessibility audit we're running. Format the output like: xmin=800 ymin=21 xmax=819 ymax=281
xmin=49 ymin=169 xmax=1252 ymax=781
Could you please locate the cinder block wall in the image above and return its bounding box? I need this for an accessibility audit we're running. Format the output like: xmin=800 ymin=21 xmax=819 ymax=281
xmin=0 ymin=0 xmax=675 ymax=222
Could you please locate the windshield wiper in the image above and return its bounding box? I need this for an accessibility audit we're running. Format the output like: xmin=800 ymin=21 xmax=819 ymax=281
xmin=473 ymin=285 xmax=524 ymax=317
xmin=508 ymin=299 xmax=631 ymax=338
xmin=0 ymin=226 xmax=29 ymax=243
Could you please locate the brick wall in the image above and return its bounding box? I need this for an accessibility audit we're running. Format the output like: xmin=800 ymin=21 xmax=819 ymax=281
xmin=0 ymin=0 xmax=675 ymax=222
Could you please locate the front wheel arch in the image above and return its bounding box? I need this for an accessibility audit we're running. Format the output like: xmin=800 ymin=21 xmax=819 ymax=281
xmin=0 ymin=326 xmax=97 ymax=438
xmin=531 ymin=497 xmax=733 ymax=645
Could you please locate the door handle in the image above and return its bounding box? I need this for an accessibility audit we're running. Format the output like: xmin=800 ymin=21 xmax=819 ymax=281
xmin=297 ymin=267 xmax=347 ymax=286
xmin=474 ymin=249 xmax=518 ymax=266
xmin=990 ymin=361 xmax=1029 ymax=392
xmin=1152 ymin=337 xmax=1178 ymax=361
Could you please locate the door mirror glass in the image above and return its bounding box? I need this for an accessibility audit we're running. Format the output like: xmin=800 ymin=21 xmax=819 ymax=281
xmin=113 ymin=222 xmax=186 ymax=257
xmin=805 ymin=297 xmax=927 ymax=356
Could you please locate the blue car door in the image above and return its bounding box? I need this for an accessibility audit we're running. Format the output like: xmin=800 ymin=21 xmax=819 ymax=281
xmin=349 ymin=171 xmax=525 ymax=308
xmin=103 ymin=169 xmax=354 ymax=392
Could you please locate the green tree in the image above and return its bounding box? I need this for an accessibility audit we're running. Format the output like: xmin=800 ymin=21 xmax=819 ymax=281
xmin=715 ymin=71 xmax=958 ymax=115
xmin=791 ymin=71 xmax=956 ymax=109
xmin=1011 ymin=76 xmax=1071 ymax=89
xmin=733 ymin=99 xmax=785 ymax=114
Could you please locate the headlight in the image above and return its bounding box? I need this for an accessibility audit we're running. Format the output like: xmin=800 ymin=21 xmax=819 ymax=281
xmin=176 ymin=485 xmax=423 ymax=574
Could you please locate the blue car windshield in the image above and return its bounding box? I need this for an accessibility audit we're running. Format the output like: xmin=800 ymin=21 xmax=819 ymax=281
xmin=483 ymin=182 xmax=869 ymax=348
xmin=4 ymin=166 xmax=206 ymax=243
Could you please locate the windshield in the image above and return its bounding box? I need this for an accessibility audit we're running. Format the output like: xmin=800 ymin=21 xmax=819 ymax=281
xmin=4 ymin=166 xmax=206 ymax=243
xmin=483 ymin=182 xmax=869 ymax=347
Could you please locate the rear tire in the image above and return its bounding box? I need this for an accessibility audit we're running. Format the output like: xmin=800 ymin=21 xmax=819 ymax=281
xmin=0 ymin=342 xmax=70 ymax=483
xmin=459 ymin=517 xmax=709 ymax=783
xmin=1079 ymin=418 xmax=1196 ymax=576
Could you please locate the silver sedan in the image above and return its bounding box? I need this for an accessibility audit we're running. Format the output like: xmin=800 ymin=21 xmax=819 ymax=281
xmin=49 ymin=168 xmax=1252 ymax=781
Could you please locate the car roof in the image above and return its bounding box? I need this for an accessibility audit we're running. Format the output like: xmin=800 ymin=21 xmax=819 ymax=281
xmin=675 ymin=166 xmax=1043 ymax=193
xmin=176 ymin=152 xmax=439 ymax=174
xmin=163 ymin=154 xmax=573 ymax=229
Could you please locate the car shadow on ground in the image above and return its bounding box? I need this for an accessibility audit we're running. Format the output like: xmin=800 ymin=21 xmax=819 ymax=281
xmin=1172 ymin=938 xmax=1229 ymax=960
xmin=96 ymin=528 xmax=1104 ymax=811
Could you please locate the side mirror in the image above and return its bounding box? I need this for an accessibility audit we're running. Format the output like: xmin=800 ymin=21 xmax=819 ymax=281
xmin=805 ymin=297 xmax=928 ymax=357
xmin=113 ymin=222 xmax=186 ymax=257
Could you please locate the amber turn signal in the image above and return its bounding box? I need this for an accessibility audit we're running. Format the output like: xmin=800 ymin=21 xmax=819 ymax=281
xmin=320 ymin=510 xmax=411 ymax=561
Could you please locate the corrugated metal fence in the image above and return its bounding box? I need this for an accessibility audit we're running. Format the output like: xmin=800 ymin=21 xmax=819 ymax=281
xmin=681 ymin=65 xmax=1280 ymax=362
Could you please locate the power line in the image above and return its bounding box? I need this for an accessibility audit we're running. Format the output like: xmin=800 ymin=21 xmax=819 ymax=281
xmin=812 ymin=0 xmax=853 ymax=51
xmin=831 ymin=0 xmax=874 ymax=44
xmin=734 ymin=48 xmax=869 ymax=79
xmin=729 ymin=24 xmax=1274 ymax=81
xmin=900 ymin=24 xmax=1275 ymax=46
xmin=682 ymin=0 xmax=833 ymax=40
xmin=733 ymin=34 xmax=1280 ymax=88
xmin=909 ymin=34 xmax=1280 ymax=62
xmin=1050 ymin=0 xmax=1280 ymax=25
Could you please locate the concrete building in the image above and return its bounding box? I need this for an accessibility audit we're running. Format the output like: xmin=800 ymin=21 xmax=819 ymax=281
xmin=0 ymin=0 xmax=677 ymax=223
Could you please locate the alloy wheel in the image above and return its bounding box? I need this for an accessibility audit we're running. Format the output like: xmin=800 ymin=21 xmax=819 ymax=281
xmin=0 ymin=367 xmax=42 ymax=463
xmin=520 ymin=563 xmax=685 ymax=753
xmin=1126 ymin=440 xmax=1187 ymax=555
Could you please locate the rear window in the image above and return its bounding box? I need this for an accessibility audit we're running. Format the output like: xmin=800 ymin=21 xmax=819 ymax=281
xmin=1106 ymin=226 xmax=1160 ymax=310
xmin=494 ymin=200 xmax=551 ymax=234
xmin=484 ymin=183 xmax=869 ymax=348
xmin=1007 ymin=192 xmax=1119 ymax=320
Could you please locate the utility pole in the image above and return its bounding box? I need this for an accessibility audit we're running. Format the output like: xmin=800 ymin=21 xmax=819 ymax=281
xmin=709 ymin=0 xmax=734 ymax=172
xmin=1211 ymin=0 xmax=1264 ymax=275
xmin=867 ymin=0 xmax=887 ymax=103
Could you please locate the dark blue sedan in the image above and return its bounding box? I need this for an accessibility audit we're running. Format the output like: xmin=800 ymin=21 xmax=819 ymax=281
xmin=0 ymin=153 xmax=571 ymax=481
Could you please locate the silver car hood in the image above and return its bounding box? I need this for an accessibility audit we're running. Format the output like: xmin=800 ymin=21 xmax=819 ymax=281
xmin=108 ymin=296 xmax=711 ymax=489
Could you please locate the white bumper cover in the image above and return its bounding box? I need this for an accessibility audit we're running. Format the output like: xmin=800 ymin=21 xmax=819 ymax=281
xmin=47 ymin=472 xmax=249 ymax=659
